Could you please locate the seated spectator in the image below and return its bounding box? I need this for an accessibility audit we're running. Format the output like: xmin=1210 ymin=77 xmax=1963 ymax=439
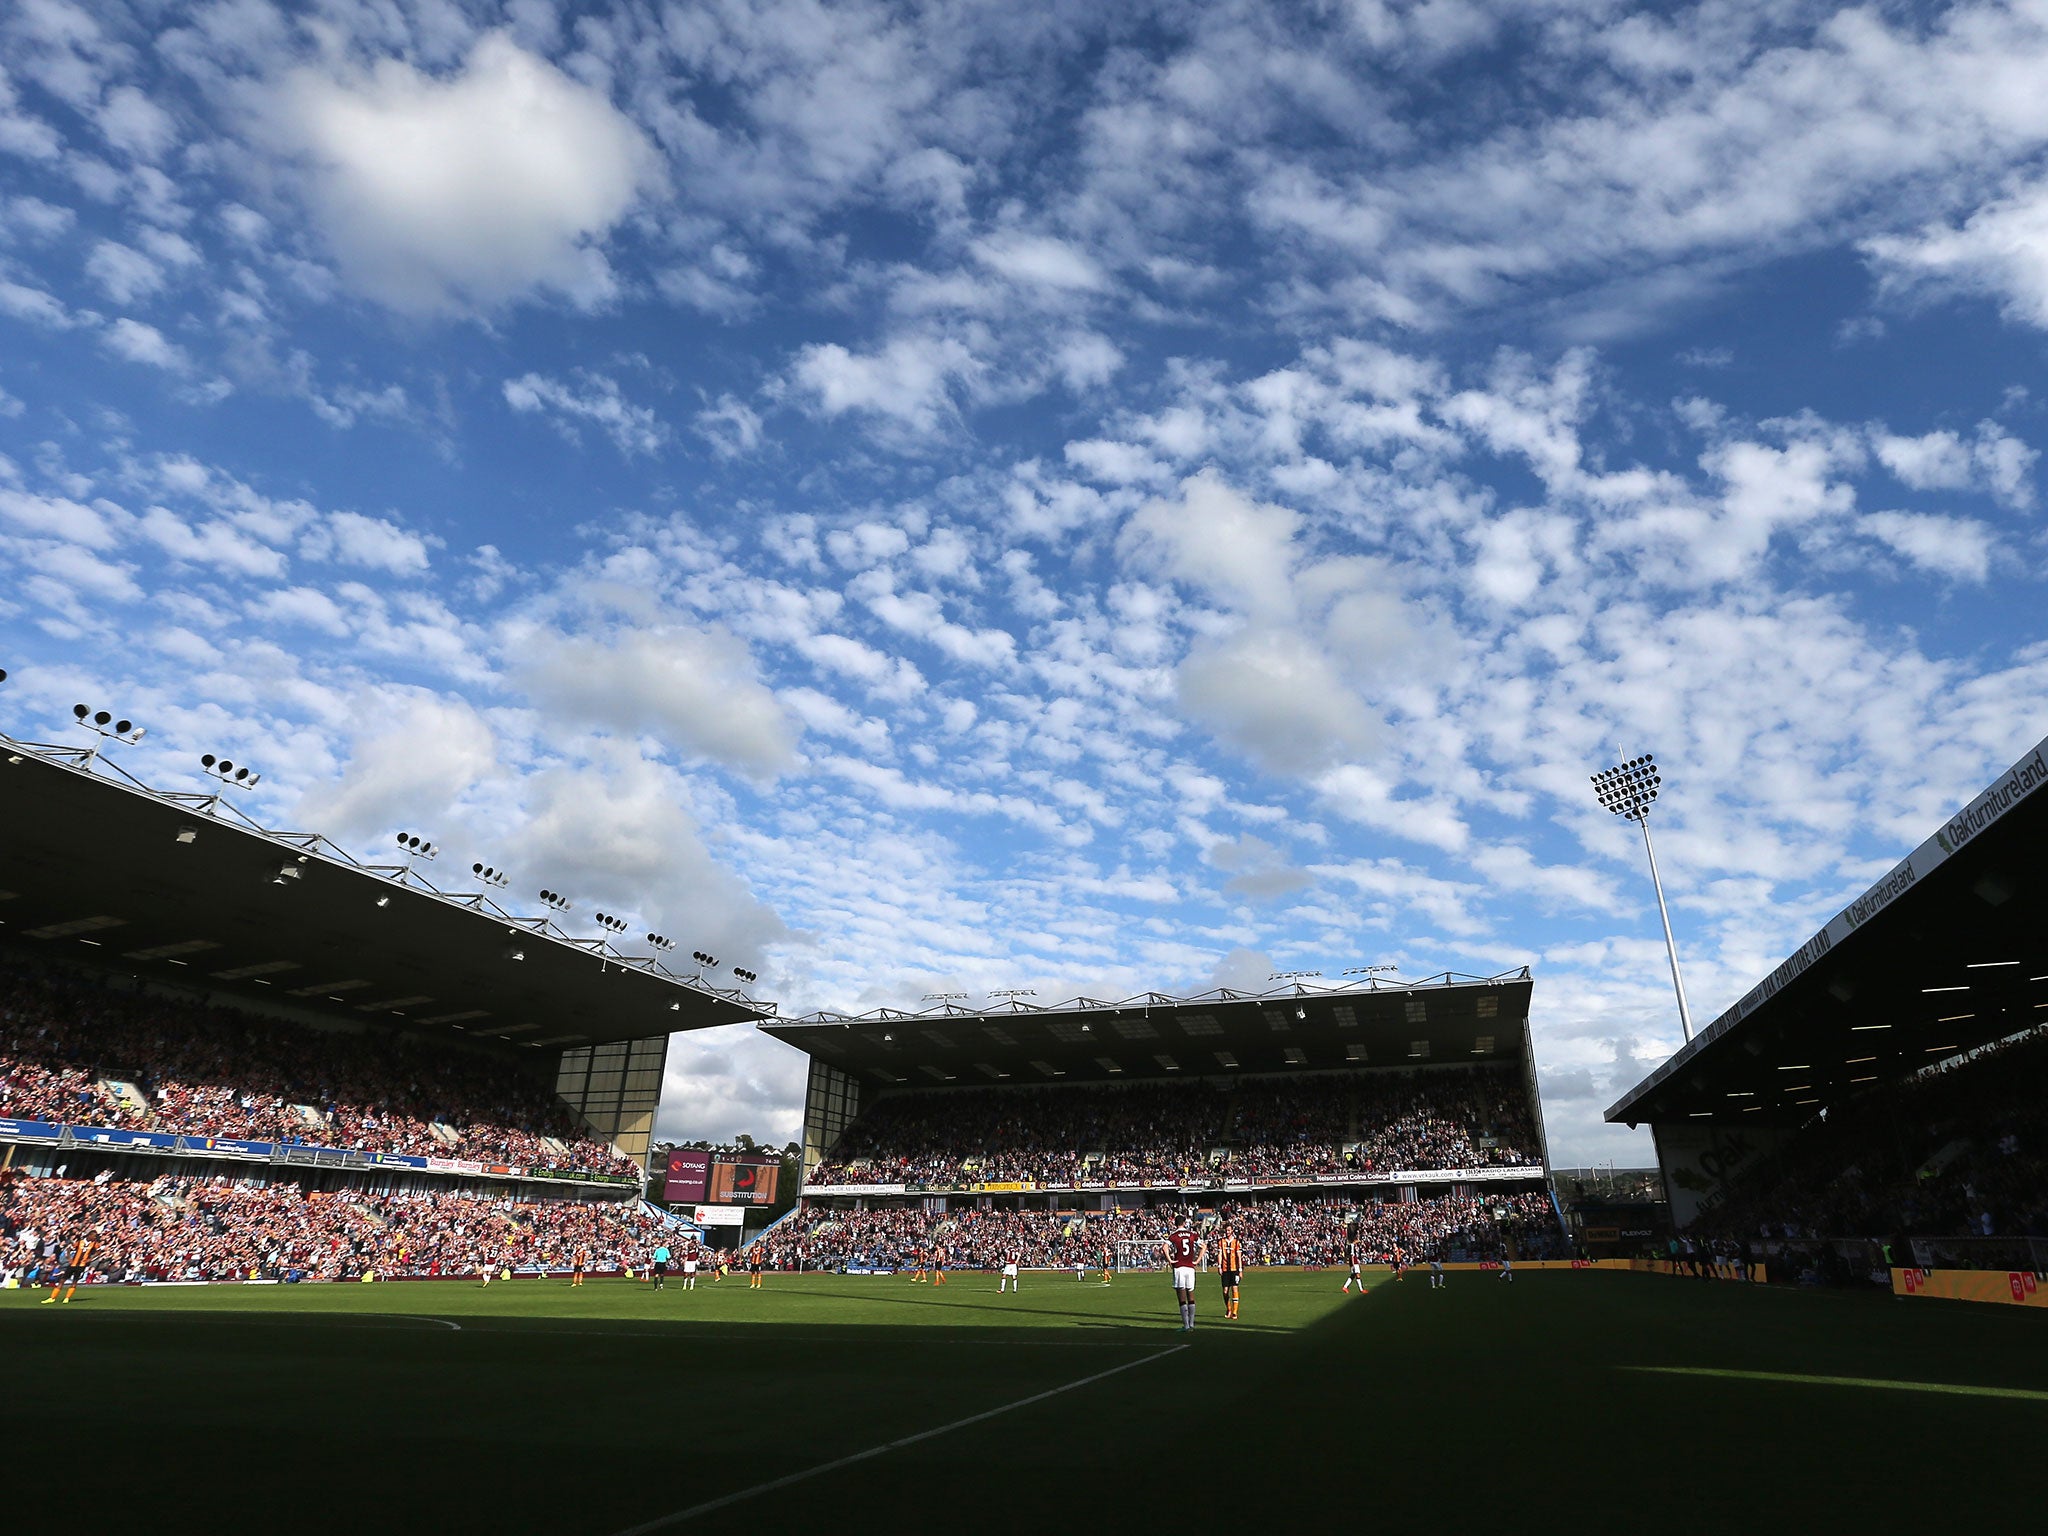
xmin=0 ymin=963 xmax=637 ymax=1180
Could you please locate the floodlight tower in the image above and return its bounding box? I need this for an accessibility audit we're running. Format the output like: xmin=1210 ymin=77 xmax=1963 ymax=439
xmin=1592 ymin=753 xmax=1694 ymax=1043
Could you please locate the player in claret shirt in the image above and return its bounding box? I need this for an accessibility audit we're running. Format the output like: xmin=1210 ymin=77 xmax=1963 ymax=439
xmin=1160 ymin=1219 xmax=1206 ymax=1332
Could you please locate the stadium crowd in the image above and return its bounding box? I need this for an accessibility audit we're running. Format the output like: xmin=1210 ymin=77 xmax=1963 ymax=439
xmin=806 ymin=1068 xmax=1542 ymax=1189
xmin=0 ymin=966 xmax=636 ymax=1179
xmin=1694 ymin=1029 xmax=2048 ymax=1251
xmin=0 ymin=1169 xmax=672 ymax=1284
xmin=747 ymin=1191 xmax=1563 ymax=1271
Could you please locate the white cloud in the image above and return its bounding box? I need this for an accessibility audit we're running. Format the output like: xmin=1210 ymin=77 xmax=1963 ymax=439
xmin=504 ymin=370 xmax=668 ymax=457
xmin=274 ymin=32 xmax=657 ymax=314
xmin=695 ymin=393 xmax=764 ymax=458
xmin=97 ymin=83 xmax=178 ymax=161
xmin=0 ymin=279 xmax=70 ymax=327
xmin=1861 ymin=510 xmax=1995 ymax=582
xmin=517 ymin=625 xmax=799 ymax=780
xmin=1871 ymin=421 xmax=2037 ymax=510
xmin=1865 ymin=177 xmax=2048 ymax=330
xmin=101 ymin=318 xmax=188 ymax=371
xmin=85 ymin=241 xmax=165 ymax=305
xmin=790 ymin=332 xmax=981 ymax=437
xmin=301 ymin=511 xmax=433 ymax=576
xmin=1178 ymin=627 xmax=1380 ymax=777
xmin=1122 ymin=470 xmax=1301 ymax=621
xmin=138 ymin=506 xmax=288 ymax=579
xmin=971 ymin=231 xmax=1107 ymax=292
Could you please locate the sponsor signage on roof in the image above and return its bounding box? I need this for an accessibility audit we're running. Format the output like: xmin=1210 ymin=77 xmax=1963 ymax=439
xmin=1611 ymin=734 xmax=2048 ymax=1119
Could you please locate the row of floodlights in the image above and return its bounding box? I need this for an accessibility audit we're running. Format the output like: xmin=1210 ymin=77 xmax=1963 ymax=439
xmin=73 ymin=703 xmax=146 ymax=744
xmin=201 ymin=753 xmax=259 ymax=787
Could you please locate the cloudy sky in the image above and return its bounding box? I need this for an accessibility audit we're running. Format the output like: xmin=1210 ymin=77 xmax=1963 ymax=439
xmin=5 ymin=1 xmax=2048 ymax=1164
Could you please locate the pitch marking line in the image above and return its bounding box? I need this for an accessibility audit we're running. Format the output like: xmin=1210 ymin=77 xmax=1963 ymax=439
xmin=606 ymin=1342 xmax=1192 ymax=1535
xmin=1625 ymin=1366 xmax=2048 ymax=1403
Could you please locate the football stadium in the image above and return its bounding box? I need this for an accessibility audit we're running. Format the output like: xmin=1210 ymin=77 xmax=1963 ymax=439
xmin=4 ymin=722 xmax=2043 ymax=1532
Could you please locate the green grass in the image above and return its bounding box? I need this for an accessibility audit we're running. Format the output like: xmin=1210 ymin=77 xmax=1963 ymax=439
xmin=5 ymin=1269 xmax=2042 ymax=1531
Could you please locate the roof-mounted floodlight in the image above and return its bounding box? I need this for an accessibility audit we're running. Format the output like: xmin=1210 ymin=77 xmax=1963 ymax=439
xmin=396 ymin=832 xmax=437 ymax=860
xmin=733 ymin=967 xmax=757 ymax=983
xmin=472 ymin=862 xmax=510 ymax=889
xmin=72 ymin=702 xmax=146 ymax=759
xmin=539 ymin=889 xmax=571 ymax=912
xmin=200 ymin=753 xmax=261 ymax=790
xmin=647 ymin=933 xmax=676 ymax=952
xmin=593 ymin=913 xmax=628 ymax=935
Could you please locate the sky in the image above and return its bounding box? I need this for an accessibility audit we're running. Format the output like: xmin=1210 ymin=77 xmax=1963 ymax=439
xmin=4 ymin=1 xmax=2048 ymax=1166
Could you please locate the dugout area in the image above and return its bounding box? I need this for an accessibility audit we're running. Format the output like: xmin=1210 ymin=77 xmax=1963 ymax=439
xmin=3 ymin=1268 xmax=2039 ymax=1529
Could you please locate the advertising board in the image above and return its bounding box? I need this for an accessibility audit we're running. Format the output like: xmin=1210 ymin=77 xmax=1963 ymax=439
xmin=663 ymin=1147 xmax=711 ymax=1204
xmin=690 ymin=1205 xmax=748 ymax=1227
xmin=708 ymin=1154 xmax=780 ymax=1205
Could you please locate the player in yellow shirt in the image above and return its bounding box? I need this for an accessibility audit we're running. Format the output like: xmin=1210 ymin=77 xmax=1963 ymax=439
xmin=42 ymin=1233 xmax=97 ymax=1304
xmin=1214 ymin=1228 xmax=1244 ymax=1321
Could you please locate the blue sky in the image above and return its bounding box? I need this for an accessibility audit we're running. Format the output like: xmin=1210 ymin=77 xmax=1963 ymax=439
xmin=5 ymin=1 xmax=2048 ymax=1163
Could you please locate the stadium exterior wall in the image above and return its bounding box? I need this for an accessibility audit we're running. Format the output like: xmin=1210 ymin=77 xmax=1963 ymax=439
xmin=555 ymin=1036 xmax=668 ymax=1172
xmin=801 ymin=1058 xmax=862 ymax=1176
xmin=1652 ymin=1120 xmax=1791 ymax=1230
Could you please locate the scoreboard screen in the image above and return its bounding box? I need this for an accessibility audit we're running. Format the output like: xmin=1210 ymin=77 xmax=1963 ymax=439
xmin=708 ymin=1155 xmax=780 ymax=1206
xmin=663 ymin=1148 xmax=711 ymax=1204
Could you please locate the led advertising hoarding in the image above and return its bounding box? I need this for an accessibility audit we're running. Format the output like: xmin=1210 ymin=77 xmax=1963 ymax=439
xmin=708 ymin=1154 xmax=779 ymax=1206
xmin=663 ymin=1148 xmax=711 ymax=1204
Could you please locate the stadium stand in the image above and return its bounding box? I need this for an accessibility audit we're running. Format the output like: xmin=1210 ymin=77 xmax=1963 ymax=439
xmin=1690 ymin=1028 xmax=2048 ymax=1258
xmin=757 ymin=974 xmax=1565 ymax=1273
xmin=746 ymin=1191 xmax=1563 ymax=1272
xmin=804 ymin=1066 xmax=1544 ymax=1190
xmin=0 ymin=963 xmax=639 ymax=1180
xmin=0 ymin=1167 xmax=675 ymax=1285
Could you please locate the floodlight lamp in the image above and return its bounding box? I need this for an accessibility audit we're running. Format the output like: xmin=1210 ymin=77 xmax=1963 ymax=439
xmin=94 ymin=711 xmax=110 ymax=726
xmin=375 ymin=895 xmax=390 ymax=909
xmin=175 ymin=826 xmax=198 ymax=845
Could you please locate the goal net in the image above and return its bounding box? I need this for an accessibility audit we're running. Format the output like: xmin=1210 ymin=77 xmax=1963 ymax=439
xmin=1116 ymin=1238 xmax=1168 ymax=1273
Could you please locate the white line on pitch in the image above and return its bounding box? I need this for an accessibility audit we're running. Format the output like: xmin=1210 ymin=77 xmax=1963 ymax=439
xmin=605 ymin=1343 xmax=1191 ymax=1536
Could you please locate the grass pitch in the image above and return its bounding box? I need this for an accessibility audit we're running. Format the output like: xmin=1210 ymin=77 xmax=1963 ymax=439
xmin=6 ymin=1269 xmax=2041 ymax=1531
